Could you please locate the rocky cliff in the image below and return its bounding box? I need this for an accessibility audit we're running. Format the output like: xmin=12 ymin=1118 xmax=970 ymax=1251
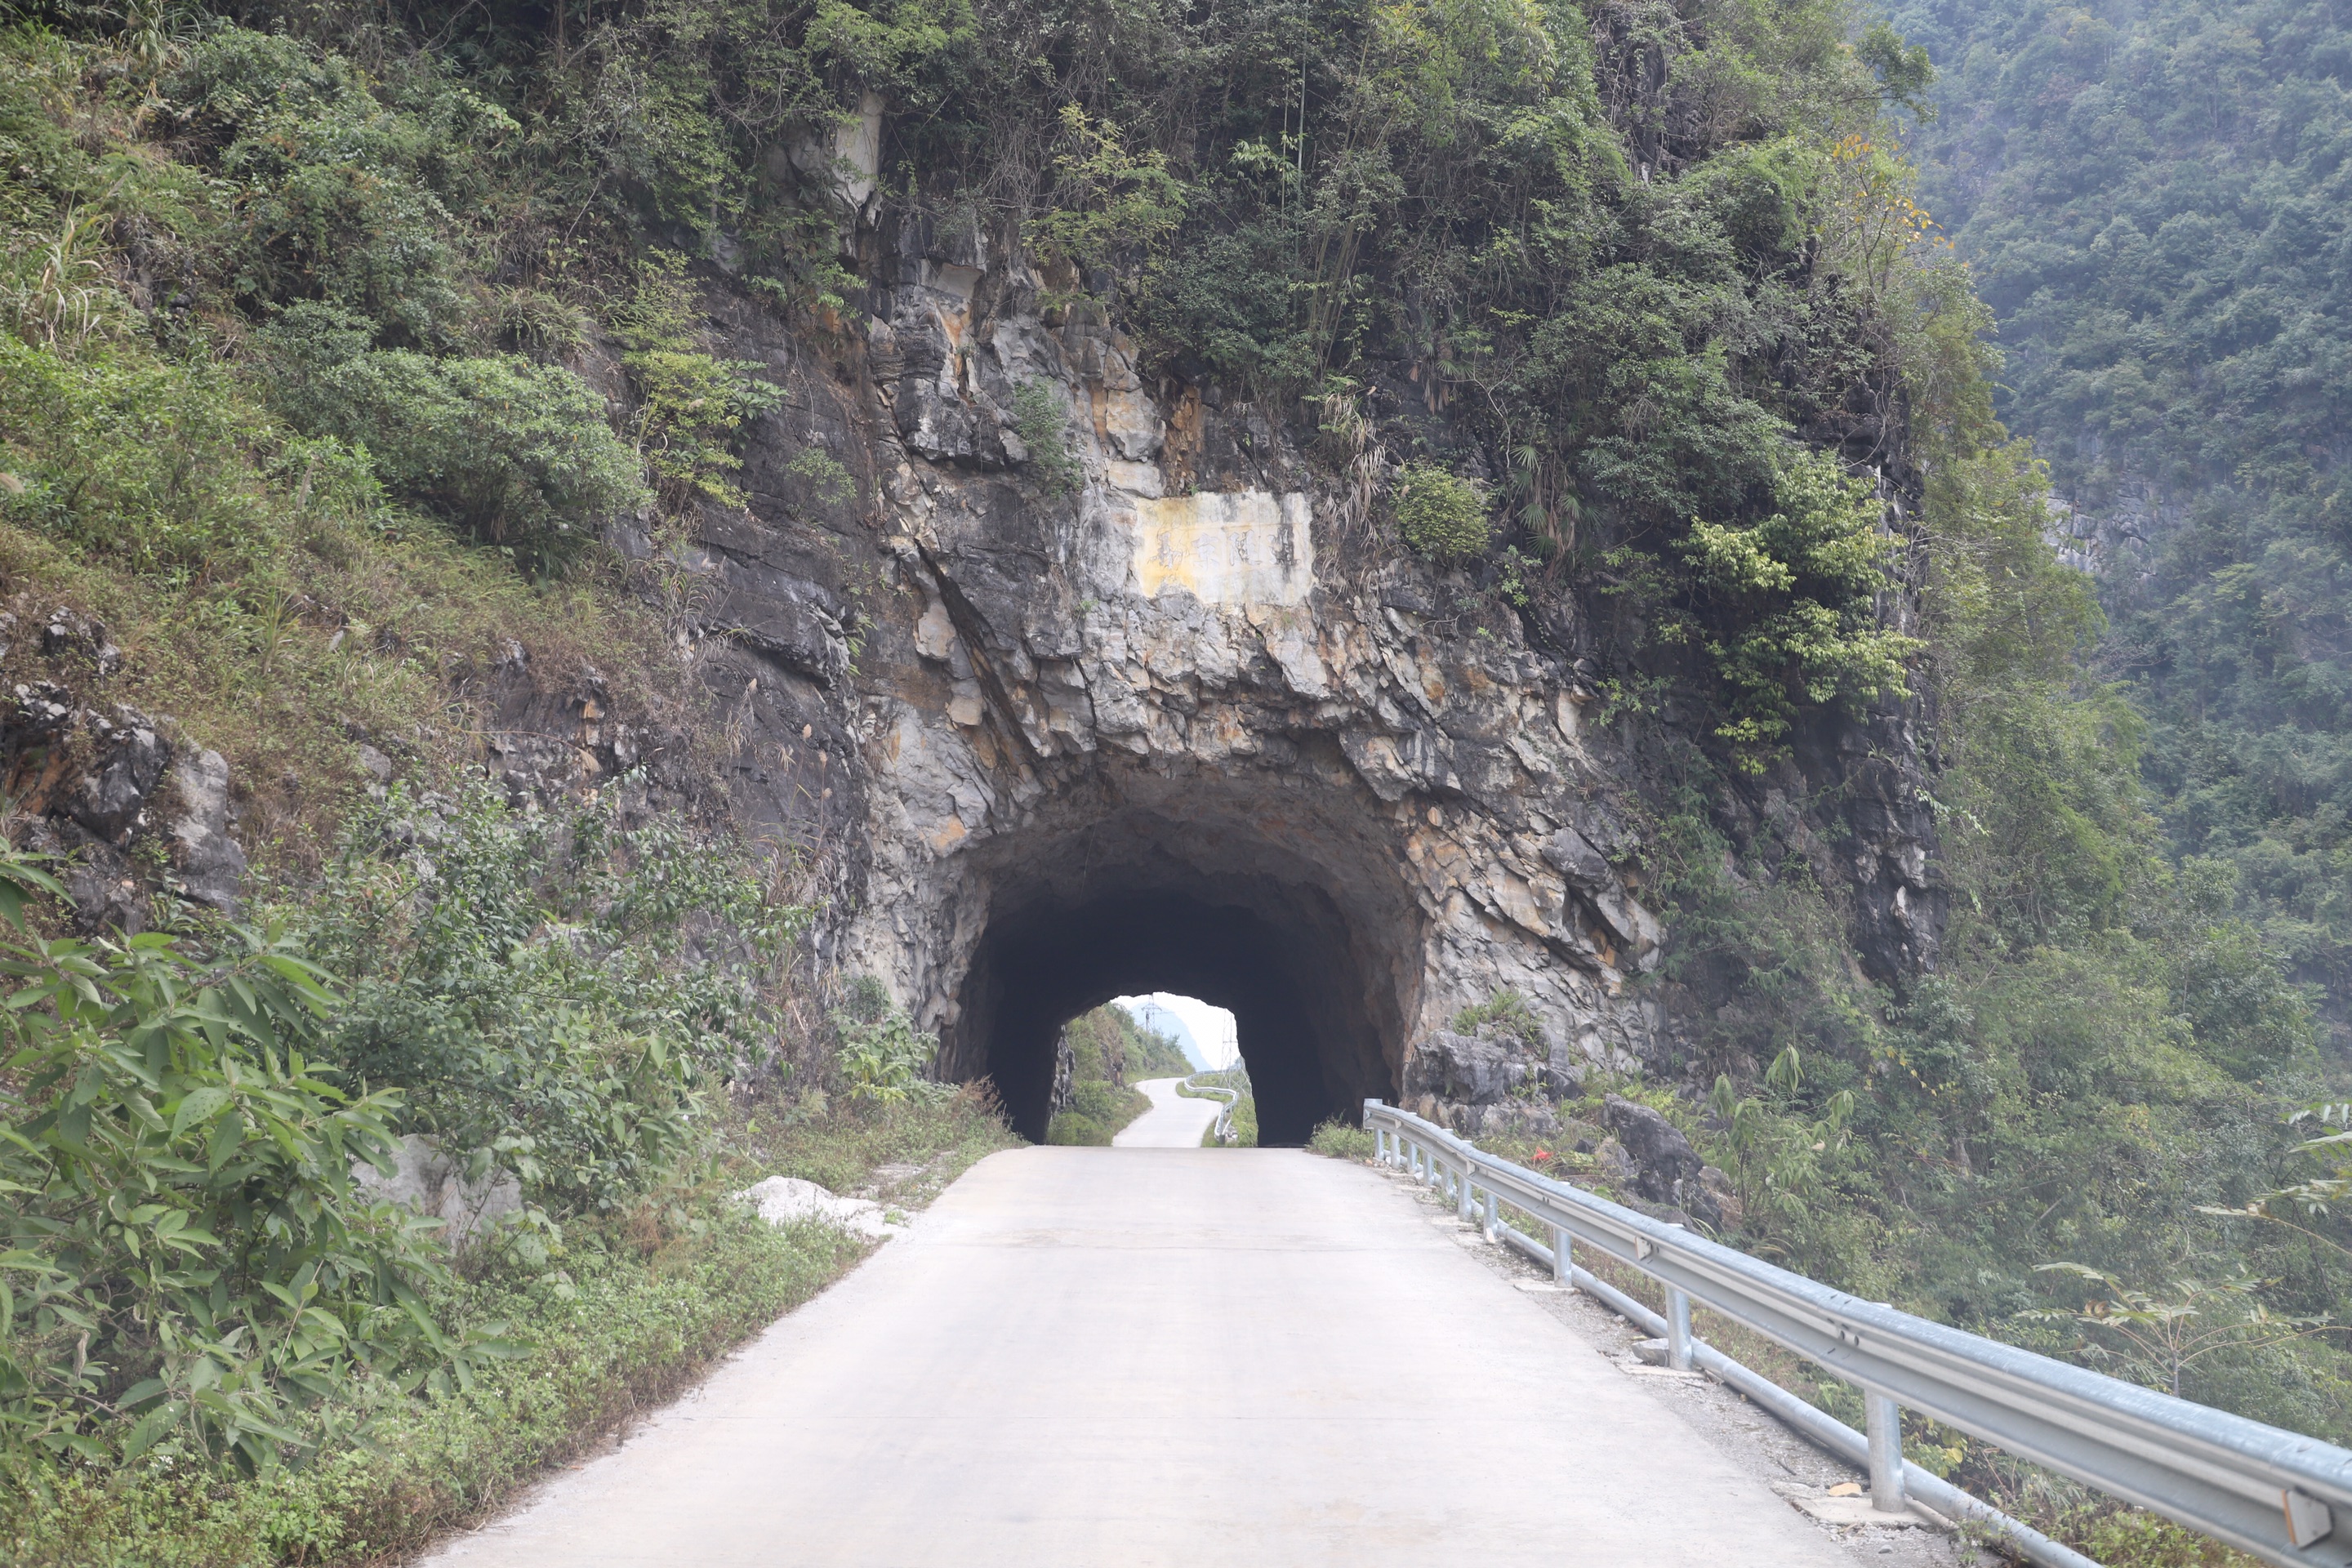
xmin=590 ymin=190 xmax=1946 ymax=1141
xmin=0 ymin=204 xmax=1943 ymax=1144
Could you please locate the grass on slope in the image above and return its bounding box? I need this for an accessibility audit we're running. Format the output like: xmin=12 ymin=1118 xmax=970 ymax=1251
xmin=1 ymin=1092 xmax=1016 ymax=1568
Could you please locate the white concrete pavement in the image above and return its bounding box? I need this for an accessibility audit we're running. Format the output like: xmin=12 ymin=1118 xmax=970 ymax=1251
xmin=1111 ymin=1076 xmax=1223 ymax=1147
xmin=424 ymin=1149 xmax=1854 ymax=1567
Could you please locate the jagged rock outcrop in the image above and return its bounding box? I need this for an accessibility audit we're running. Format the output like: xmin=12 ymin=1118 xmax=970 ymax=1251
xmin=1599 ymin=1094 xmax=1722 ymax=1227
xmin=614 ymin=193 xmax=1944 ymax=1138
xmin=354 ymin=1134 xmax=524 ymax=1250
xmin=602 ymin=193 xmax=1928 ymax=1142
xmin=0 ymin=608 xmax=251 ymax=927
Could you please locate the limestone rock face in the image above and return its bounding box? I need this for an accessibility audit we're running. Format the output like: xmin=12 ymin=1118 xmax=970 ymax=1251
xmin=0 ymin=649 xmax=252 ymax=927
xmin=163 ymin=745 xmax=247 ymax=911
xmin=68 ymin=707 xmax=167 ymax=843
xmin=1414 ymin=1031 xmax=1531 ymax=1107
xmin=354 ymin=1134 xmax=523 ymax=1250
xmin=649 ymin=198 xmax=1942 ymax=1140
xmin=1599 ymin=1094 xmax=1721 ymax=1229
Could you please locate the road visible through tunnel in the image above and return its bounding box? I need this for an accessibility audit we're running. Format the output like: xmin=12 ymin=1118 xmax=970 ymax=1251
xmin=1111 ymin=1077 xmax=1223 ymax=1147
xmin=423 ymin=1150 xmax=1858 ymax=1567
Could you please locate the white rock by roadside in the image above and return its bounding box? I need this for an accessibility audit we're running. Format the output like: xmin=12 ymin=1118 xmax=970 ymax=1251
xmin=736 ymin=1175 xmax=907 ymax=1241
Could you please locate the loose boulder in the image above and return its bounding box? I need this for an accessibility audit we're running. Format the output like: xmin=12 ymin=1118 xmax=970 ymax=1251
xmin=1599 ymin=1094 xmax=1722 ymax=1228
xmin=737 ymin=1175 xmax=904 ymax=1241
xmin=1414 ymin=1030 xmax=1529 ymax=1106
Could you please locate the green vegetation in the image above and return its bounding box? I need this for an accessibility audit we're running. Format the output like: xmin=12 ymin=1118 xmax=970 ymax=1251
xmin=1530 ymin=0 xmax=2352 ymax=1494
xmin=1451 ymin=990 xmax=1544 ymax=1048
xmin=3 ymin=1086 xmax=1011 ymax=1567
xmin=1044 ymin=1005 xmax=1191 ymax=1146
xmin=5 ymin=1200 xmax=860 ymax=1567
xmin=302 ymin=780 xmax=798 ymax=1216
xmin=831 ymin=978 xmax=956 ymax=1109
xmin=257 ymin=305 xmax=648 ymax=570
xmin=1391 ymin=464 xmax=1490 ymax=564
xmin=0 ymin=21 xmax=703 ymax=867
xmin=1307 ymin=1120 xmax=1377 ymax=1160
xmin=1182 ymin=1066 xmax=1258 ymax=1148
xmin=0 ymin=782 xmax=1013 ymax=1561
xmin=1891 ymin=0 xmax=2352 ymax=1045
xmin=1670 ymin=450 xmax=1922 ymax=764
xmin=1011 ymin=381 xmax=1083 ymax=497
xmin=0 ymin=856 xmax=458 ymax=1479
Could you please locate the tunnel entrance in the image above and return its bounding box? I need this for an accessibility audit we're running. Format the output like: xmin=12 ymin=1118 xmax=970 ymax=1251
xmin=939 ymin=783 xmax=1421 ymax=1145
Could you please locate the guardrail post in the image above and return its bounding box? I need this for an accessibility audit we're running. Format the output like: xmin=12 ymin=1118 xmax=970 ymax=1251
xmin=1665 ymin=1286 xmax=1693 ymax=1371
xmin=1867 ymin=1393 xmax=1907 ymax=1512
xmin=1482 ymin=1186 xmax=1499 ymax=1242
xmin=1360 ymin=1101 xmax=2352 ymax=1568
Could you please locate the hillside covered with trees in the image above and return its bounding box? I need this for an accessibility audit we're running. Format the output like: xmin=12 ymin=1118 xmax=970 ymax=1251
xmin=1893 ymin=0 xmax=2352 ymax=1042
xmin=0 ymin=0 xmax=2345 ymax=1560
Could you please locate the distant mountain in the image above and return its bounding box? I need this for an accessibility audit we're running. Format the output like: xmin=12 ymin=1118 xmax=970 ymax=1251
xmin=1118 ymin=1000 xmax=1208 ymax=1071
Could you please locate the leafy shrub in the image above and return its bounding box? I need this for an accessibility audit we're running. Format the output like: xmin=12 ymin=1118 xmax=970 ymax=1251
xmin=1673 ymin=449 xmax=1922 ymax=768
xmin=1027 ymin=104 xmax=1188 ymax=278
xmin=1307 ymin=1120 xmax=1376 ymax=1160
xmin=0 ymin=848 xmax=470 ymax=1478
xmin=259 ymin=305 xmax=647 ymax=565
xmin=1045 ymin=1099 xmax=1112 ymax=1147
xmin=0 ymin=336 xmax=283 ymax=573
xmin=1043 ymin=1078 xmax=1150 ymax=1147
xmin=2 ymin=1187 xmax=864 ymax=1566
xmin=610 ymin=253 xmax=784 ymax=510
xmin=1391 ymin=463 xmax=1490 ymax=562
xmin=301 ymin=779 xmax=803 ymax=1216
xmin=829 ymin=979 xmax=947 ymax=1106
xmin=1451 ymin=990 xmax=1543 ymax=1048
xmin=163 ymin=30 xmax=511 ymax=345
xmin=1011 ymin=381 xmax=1081 ymax=495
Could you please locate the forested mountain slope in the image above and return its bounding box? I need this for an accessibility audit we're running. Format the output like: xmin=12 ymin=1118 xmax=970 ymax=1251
xmin=1892 ymin=0 xmax=2352 ymax=1045
xmin=0 ymin=0 xmax=2348 ymax=1560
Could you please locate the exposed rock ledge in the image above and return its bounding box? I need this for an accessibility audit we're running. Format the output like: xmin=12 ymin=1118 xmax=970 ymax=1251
xmin=626 ymin=198 xmax=1941 ymax=1140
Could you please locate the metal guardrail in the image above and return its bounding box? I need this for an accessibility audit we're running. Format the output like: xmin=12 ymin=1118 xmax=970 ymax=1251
xmin=1365 ymin=1100 xmax=2352 ymax=1568
xmin=1182 ymin=1073 xmax=1238 ymax=1144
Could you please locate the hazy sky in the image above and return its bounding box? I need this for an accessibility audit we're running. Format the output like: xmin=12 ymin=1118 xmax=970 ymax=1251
xmin=1113 ymin=993 xmax=1240 ymax=1069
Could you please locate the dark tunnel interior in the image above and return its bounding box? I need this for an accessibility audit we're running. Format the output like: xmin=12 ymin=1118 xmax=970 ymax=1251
xmin=942 ymin=799 xmax=1419 ymax=1145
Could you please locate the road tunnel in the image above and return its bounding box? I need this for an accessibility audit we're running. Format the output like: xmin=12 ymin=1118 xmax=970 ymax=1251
xmin=940 ymin=782 xmax=1422 ymax=1144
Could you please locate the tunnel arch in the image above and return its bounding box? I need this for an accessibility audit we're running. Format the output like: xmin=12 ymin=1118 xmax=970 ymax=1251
xmin=936 ymin=771 xmax=1424 ymax=1144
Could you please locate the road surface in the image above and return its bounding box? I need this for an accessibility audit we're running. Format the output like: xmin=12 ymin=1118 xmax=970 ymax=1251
xmin=424 ymin=1149 xmax=1854 ymax=1567
xmin=1112 ymin=1076 xmax=1223 ymax=1147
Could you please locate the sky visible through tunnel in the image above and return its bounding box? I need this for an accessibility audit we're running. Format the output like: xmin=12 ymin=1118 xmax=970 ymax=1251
xmin=1113 ymin=994 xmax=1240 ymax=1070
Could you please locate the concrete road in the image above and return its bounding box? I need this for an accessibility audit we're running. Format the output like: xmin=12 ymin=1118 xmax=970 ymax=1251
xmin=1112 ymin=1076 xmax=1223 ymax=1147
xmin=425 ymin=1150 xmax=1852 ymax=1567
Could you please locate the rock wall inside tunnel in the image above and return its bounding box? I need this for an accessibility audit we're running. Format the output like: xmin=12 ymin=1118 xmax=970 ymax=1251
xmin=621 ymin=194 xmax=1940 ymax=1138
